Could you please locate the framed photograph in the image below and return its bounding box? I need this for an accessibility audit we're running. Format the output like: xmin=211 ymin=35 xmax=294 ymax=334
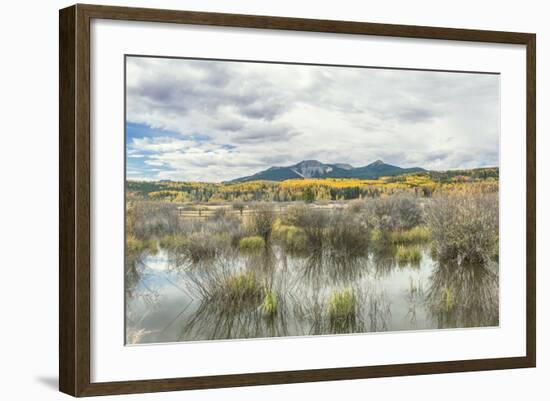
xmin=59 ymin=4 xmax=536 ymax=397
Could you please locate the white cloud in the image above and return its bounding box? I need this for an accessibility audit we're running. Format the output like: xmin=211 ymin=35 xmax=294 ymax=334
xmin=126 ymin=57 xmax=499 ymax=182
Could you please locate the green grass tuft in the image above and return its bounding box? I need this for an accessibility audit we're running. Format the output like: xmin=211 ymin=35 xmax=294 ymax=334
xmin=395 ymin=245 xmax=422 ymax=264
xmin=239 ymin=236 xmax=266 ymax=252
xmin=389 ymin=226 xmax=431 ymax=244
xmin=328 ymin=288 xmax=357 ymax=332
xmin=262 ymin=290 xmax=278 ymax=316
xmin=222 ymin=272 xmax=262 ymax=302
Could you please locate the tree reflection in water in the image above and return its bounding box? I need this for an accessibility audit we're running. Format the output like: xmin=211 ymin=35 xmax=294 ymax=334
xmin=426 ymin=261 xmax=499 ymax=329
xmin=125 ymin=244 xmax=499 ymax=343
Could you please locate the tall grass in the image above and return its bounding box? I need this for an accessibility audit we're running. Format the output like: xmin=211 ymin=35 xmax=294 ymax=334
xmin=262 ymin=289 xmax=278 ymax=317
xmin=159 ymin=234 xmax=188 ymax=253
xmin=273 ymin=220 xmax=309 ymax=253
xmin=220 ymin=271 xmax=263 ymax=303
xmin=395 ymin=245 xmax=422 ymax=264
xmin=239 ymin=236 xmax=266 ymax=252
xmin=328 ymin=288 xmax=357 ymax=333
xmin=126 ymin=235 xmax=157 ymax=266
xmin=389 ymin=226 xmax=431 ymax=244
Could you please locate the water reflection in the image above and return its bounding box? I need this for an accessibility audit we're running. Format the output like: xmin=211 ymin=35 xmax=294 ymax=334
xmin=125 ymin=245 xmax=499 ymax=344
xmin=426 ymin=261 xmax=499 ymax=329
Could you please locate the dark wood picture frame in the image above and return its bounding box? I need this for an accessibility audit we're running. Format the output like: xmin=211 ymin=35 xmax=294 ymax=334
xmin=59 ymin=3 xmax=536 ymax=397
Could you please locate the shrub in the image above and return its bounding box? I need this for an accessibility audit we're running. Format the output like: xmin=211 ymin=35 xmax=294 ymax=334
xmin=426 ymin=193 xmax=498 ymax=265
xmin=347 ymin=198 xmax=367 ymax=214
xmin=395 ymin=245 xmax=422 ymax=264
xmin=127 ymin=198 xmax=180 ymax=239
xmin=282 ymin=203 xmax=309 ymax=227
xmin=239 ymin=236 xmax=266 ymax=252
xmin=206 ymin=216 xmax=245 ymax=248
xmin=370 ymin=195 xmax=425 ymax=232
xmin=232 ymin=201 xmax=245 ymax=215
xmin=186 ymin=232 xmax=225 ymax=262
xmin=300 ymin=209 xmax=330 ymax=250
xmin=212 ymin=207 xmax=228 ymax=220
xmin=325 ymin=211 xmax=369 ymax=256
xmin=247 ymin=204 xmax=275 ymax=242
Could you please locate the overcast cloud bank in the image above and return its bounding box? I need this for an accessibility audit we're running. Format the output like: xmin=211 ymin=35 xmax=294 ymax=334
xmin=126 ymin=56 xmax=499 ymax=182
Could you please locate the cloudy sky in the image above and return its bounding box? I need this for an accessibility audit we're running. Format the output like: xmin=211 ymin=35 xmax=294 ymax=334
xmin=126 ymin=56 xmax=499 ymax=182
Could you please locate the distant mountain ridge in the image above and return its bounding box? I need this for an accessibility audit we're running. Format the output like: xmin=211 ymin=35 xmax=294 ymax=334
xmin=229 ymin=159 xmax=425 ymax=182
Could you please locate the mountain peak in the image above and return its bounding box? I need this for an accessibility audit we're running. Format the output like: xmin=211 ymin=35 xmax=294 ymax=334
xmin=229 ymin=159 xmax=425 ymax=182
xmin=369 ymin=159 xmax=385 ymax=167
xmin=295 ymin=160 xmax=323 ymax=167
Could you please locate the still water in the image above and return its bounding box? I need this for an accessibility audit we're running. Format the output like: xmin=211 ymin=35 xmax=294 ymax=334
xmin=125 ymin=245 xmax=498 ymax=344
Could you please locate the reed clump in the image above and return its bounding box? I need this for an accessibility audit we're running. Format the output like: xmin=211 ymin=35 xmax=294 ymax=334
xmin=239 ymin=236 xmax=266 ymax=252
xmin=126 ymin=235 xmax=157 ymax=261
xmin=389 ymin=226 xmax=431 ymax=244
xmin=262 ymin=289 xmax=278 ymax=317
xmin=395 ymin=245 xmax=422 ymax=264
xmin=221 ymin=272 xmax=263 ymax=303
xmin=328 ymin=288 xmax=357 ymax=332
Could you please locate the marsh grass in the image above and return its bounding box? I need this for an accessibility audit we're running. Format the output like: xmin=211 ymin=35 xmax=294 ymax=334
xmin=273 ymin=219 xmax=309 ymax=253
xmin=126 ymin=188 xmax=499 ymax=341
xmin=239 ymin=236 xmax=266 ymax=252
xmin=389 ymin=226 xmax=431 ymax=244
xmin=262 ymin=289 xmax=278 ymax=317
xmin=126 ymin=235 xmax=157 ymax=265
xmin=159 ymin=234 xmax=188 ymax=253
xmin=328 ymin=288 xmax=357 ymax=333
xmin=395 ymin=245 xmax=422 ymax=265
xmin=220 ymin=271 xmax=263 ymax=303
xmin=283 ymin=208 xmax=369 ymax=255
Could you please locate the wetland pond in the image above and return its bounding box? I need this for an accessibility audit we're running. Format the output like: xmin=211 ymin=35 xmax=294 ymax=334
xmin=126 ymin=243 xmax=499 ymax=344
